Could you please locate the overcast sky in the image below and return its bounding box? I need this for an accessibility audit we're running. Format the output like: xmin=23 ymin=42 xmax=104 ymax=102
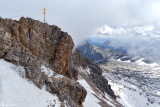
xmin=1 ymin=0 xmax=160 ymax=45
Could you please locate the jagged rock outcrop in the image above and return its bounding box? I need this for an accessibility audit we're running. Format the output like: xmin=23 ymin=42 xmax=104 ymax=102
xmin=72 ymin=49 xmax=116 ymax=99
xmin=2 ymin=17 xmax=74 ymax=77
xmin=0 ymin=17 xmax=86 ymax=106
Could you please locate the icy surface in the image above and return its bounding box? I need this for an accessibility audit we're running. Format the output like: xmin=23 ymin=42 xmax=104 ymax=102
xmin=0 ymin=59 xmax=61 ymax=107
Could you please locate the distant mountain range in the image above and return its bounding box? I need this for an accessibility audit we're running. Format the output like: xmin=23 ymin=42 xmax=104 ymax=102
xmin=87 ymin=38 xmax=127 ymax=52
xmin=78 ymin=42 xmax=111 ymax=62
xmin=78 ymin=38 xmax=153 ymax=64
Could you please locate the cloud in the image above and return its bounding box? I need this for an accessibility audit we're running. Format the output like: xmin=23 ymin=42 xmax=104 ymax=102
xmin=93 ymin=25 xmax=160 ymax=62
xmin=95 ymin=25 xmax=160 ymax=39
xmin=1 ymin=0 xmax=160 ymax=46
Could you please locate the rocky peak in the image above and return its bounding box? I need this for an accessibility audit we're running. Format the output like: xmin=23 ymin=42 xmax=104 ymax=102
xmin=0 ymin=17 xmax=74 ymax=78
xmin=0 ymin=17 xmax=86 ymax=106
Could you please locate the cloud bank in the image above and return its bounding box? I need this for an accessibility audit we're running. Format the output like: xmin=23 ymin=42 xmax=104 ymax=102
xmin=92 ymin=25 xmax=160 ymax=62
xmin=1 ymin=0 xmax=160 ymax=46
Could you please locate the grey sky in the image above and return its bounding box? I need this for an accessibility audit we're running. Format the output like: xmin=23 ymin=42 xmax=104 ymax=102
xmin=1 ymin=0 xmax=160 ymax=45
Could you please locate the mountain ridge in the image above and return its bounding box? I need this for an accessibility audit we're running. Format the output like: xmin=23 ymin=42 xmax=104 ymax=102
xmin=0 ymin=17 xmax=118 ymax=107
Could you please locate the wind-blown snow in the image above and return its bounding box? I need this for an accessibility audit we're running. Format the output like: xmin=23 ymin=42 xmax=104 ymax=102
xmin=0 ymin=59 xmax=61 ymax=107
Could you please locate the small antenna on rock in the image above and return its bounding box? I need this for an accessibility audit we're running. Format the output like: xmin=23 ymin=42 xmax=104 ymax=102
xmin=43 ymin=8 xmax=46 ymax=23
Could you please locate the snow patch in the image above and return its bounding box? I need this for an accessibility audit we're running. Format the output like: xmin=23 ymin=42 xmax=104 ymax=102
xmin=41 ymin=65 xmax=64 ymax=79
xmin=78 ymin=67 xmax=91 ymax=74
xmin=54 ymin=75 xmax=64 ymax=79
xmin=117 ymin=58 xmax=131 ymax=63
xmin=41 ymin=65 xmax=54 ymax=77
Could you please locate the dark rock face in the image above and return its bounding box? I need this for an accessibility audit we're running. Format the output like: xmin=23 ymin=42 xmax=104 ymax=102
xmin=72 ymin=49 xmax=116 ymax=99
xmin=86 ymin=59 xmax=116 ymax=99
xmin=78 ymin=41 xmax=128 ymax=64
xmin=78 ymin=42 xmax=104 ymax=61
xmin=0 ymin=17 xmax=86 ymax=106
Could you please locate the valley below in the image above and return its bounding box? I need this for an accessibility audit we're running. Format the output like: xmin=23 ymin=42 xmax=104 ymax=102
xmin=100 ymin=58 xmax=160 ymax=107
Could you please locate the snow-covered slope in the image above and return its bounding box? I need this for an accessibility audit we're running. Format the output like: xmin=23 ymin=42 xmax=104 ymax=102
xmin=0 ymin=59 xmax=61 ymax=107
xmin=77 ymin=67 xmax=122 ymax=107
xmin=78 ymin=78 xmax=101 ymax=107
xmin=100 ymin=59 xmax=160 ymax=107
